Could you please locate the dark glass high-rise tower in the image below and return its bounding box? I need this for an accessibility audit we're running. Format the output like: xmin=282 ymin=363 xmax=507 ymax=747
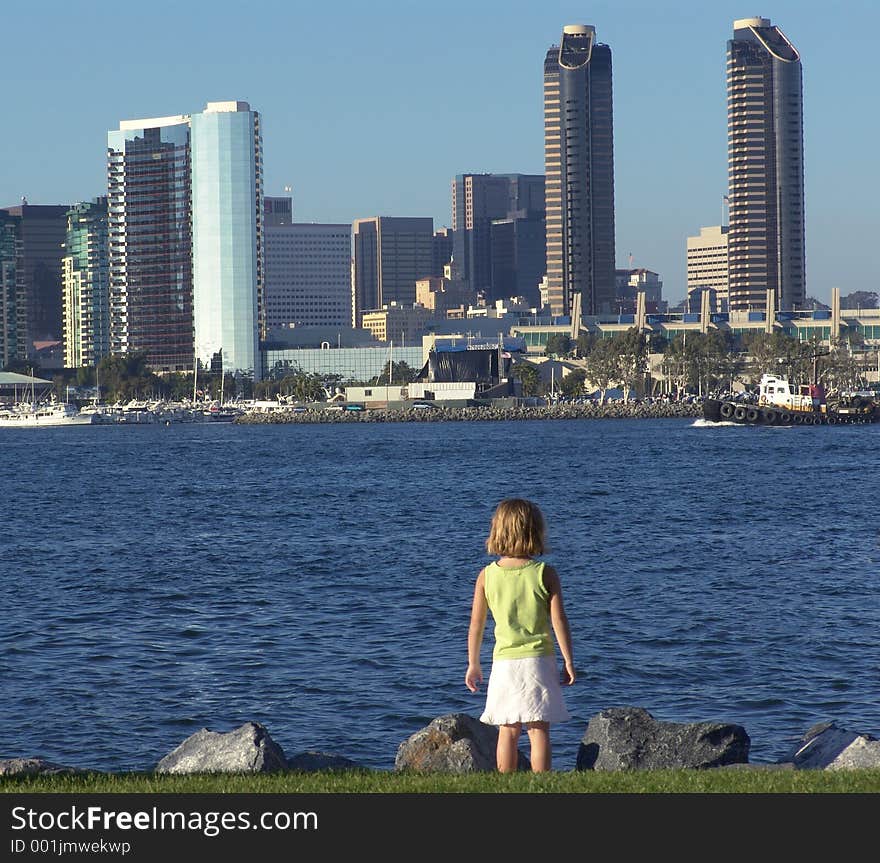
xmin=0 ymin=210 xmax=23 ymax=367
xmin=0 ymin=203 xmax=68 ymax=351
xmin=544 ymin=24 xmax=615 ymax=317
xmin=451 ymin=173 xmax=545 ymax=304
xmin=107 ymin=116 xmax=193 ymax=371
xmin=727 ymin=17 xmax=805 ymax=312
xmin=352 ymin=217 xmax=435 ymax=325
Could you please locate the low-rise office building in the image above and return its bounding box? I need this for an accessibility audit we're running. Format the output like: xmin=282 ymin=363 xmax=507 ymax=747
xmin=360 ymin=303 xmax=436 ymax=345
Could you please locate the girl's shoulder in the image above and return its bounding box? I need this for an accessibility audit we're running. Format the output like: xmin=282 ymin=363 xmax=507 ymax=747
xmin=541 ymin=563 xmax=561 ymax=591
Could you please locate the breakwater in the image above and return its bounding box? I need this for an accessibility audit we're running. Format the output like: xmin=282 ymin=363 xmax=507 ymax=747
xmin=235 ymin=401 xmax=703 ymax=424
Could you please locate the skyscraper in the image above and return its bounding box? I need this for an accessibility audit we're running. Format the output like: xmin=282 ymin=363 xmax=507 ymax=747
xmin=107 ymin=101 xmax=263 ymax=377
xmin=264 ymin=218 xmax=353 ymax=329
xmin=727 ymin=17 xmax=805 ymax=312
xmin=489 ymin=216 xmax=546 ymax=305
xmin=432 ymin=227 xmax=453 ymax=280
xmin=62 ymin=198 xmax=109 ymax=369
xmin=0 ymin=210 xmax=23 ymax=367
xmin=544 ymin=24 xmax=616 ymax=317
xmin=0 ymin=203 xmax=68 ymax=351
xmin=352 ymin=217 xmax=434 ymax=325
xmin=451 ymin=173 xmax=545 ymax=304
xmin=191 ymin=101 xmax=263 ymax=378
xmin=452 ymin=174 xmax=511 ymax=295
xmin=107 ymin=114 xmax=193 ymax=371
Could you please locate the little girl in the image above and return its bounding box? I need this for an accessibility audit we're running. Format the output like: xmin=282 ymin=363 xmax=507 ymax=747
xmin=465 ymin=498 xmax=575 ymax=772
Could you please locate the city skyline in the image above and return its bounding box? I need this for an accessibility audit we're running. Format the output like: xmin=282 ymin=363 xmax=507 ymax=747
xmin=2 ymin=1 xmax=877 ymax=306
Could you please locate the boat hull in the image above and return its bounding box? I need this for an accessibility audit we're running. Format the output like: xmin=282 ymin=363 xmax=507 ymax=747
xmin=0 ymin=414 xmax=95 ymax=427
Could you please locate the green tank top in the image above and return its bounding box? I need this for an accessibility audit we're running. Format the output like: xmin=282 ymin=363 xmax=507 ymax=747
xmin=483 ymin=560 xmax=554 ymax=660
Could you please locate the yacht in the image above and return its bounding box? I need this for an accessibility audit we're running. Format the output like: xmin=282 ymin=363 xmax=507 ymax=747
xmin=0 ymin=400 xmax=95 ymax=427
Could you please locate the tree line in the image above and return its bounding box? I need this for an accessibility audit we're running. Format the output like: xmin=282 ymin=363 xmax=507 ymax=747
xmin=513 ymin=328 xmax=875 ymax=401
xmin=4 ymin=327 xmax=874 ymax=405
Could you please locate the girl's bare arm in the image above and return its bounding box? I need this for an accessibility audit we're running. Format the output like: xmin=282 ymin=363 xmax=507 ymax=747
xmin=465 ymin=569 xmax=488 ymax=692
xmin=544 ymin=565 xmax=576 ymax=685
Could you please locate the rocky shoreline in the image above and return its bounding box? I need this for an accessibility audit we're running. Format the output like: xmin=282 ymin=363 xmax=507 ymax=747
xmin=3 ymin=709 xmax=879 ymax=777
xmin=235 ymin=401 xmax=704 ymax=424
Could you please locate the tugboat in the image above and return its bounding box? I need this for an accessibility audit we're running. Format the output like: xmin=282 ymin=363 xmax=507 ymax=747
xmin=703 ymin=373 xmax=880 ymax=425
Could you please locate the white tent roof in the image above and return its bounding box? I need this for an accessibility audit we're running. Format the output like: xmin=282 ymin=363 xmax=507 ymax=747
xmin=0 ymin=372 xmax=54 ymax=387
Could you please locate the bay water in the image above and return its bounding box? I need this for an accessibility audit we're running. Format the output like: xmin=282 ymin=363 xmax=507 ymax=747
xmin=1 ymin=417 xmax=878 ymax=771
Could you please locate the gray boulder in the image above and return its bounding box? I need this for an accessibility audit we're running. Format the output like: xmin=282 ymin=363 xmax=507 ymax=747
xmin=0 ymin=757 xmax=83 ymax=777
xmin=156 ymin=722 xmax=287 ymax=774
xmin=783 ymin=721 xmax=880 ymax=770
xmin=287 ymin=751 xmax=362 ymax=771
xmin=395 ymin=713 xmax=529 ymax=773
xmin=577 ymin=707 xmax=750 ymax=770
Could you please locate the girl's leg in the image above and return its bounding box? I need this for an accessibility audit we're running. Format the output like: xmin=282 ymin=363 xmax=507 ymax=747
xmin=525 ymin=722 xmax=551 ymax=772
xmin=496 ymin=723 xmax=522 ymax=773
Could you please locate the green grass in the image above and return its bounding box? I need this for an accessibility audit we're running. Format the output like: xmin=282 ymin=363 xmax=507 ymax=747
xmin=4 ymin=767 xmax=880 ymax=794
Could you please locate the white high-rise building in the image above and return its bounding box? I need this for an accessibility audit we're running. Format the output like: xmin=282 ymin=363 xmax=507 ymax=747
xmin=191 ymin=101 xmax=263 ymax=378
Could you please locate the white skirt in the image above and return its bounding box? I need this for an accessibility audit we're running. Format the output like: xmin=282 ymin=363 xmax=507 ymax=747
xmin=480 ymin=655 xmax=571 ymax=726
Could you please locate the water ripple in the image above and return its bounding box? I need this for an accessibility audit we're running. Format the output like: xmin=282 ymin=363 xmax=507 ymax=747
xmin=1 ymin=419 xmax=879 ymax=769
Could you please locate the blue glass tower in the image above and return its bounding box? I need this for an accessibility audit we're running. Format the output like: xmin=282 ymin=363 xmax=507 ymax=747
xmin=191 ymin=101 xmax=263 ymax=380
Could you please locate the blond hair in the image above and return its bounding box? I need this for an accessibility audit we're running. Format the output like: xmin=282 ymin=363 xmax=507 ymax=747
xmin=485 ymin=498 xmax=546 ymax=557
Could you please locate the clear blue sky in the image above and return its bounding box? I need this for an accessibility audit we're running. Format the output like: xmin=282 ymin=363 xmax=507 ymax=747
xmin=2 ymin=0 xmax=877 ymax=304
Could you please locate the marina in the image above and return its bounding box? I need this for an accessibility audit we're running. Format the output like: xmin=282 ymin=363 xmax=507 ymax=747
xmin=0 ymin=399 xmax=246 ymax=426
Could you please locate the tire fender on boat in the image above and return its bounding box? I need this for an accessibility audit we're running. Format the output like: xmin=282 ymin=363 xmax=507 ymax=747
xmin=733 ymin=406 xmax=747 ymax=421
xmin=720 ymin=403 xmax=735 ymax=419
xmin=746 ymin=408 xmax=759 ymax=422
